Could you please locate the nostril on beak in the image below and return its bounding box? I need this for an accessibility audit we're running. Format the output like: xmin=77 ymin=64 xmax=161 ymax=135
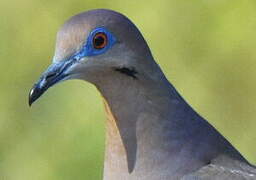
xmin=45 ymin=72 xmax=57 ymax=81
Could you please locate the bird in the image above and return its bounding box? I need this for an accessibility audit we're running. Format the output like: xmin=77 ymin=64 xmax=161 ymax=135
xmin=29 ymin=9 xmax=256 ymax=180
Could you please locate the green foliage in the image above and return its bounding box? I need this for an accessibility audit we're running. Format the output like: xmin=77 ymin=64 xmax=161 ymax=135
xmin=0 ymin=0 xmax=255 ymax=179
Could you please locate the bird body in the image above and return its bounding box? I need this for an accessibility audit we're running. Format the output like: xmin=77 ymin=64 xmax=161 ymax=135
xmin=99 ymin=64 xmax=252 ymax=179
xmin=29 ymin=9 xmax=256 ymax=179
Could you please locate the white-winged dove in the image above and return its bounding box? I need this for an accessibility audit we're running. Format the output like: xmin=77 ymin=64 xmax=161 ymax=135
xmin=29 ymin=9 xmax=256 ymax=180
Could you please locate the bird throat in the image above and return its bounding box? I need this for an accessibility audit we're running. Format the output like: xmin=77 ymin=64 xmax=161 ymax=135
xmin=102 ymin=97 xmax=137 ymax=174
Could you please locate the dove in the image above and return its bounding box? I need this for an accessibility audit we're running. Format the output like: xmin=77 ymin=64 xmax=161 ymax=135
xmin=29 ymin=9 xmax=256 ymax=180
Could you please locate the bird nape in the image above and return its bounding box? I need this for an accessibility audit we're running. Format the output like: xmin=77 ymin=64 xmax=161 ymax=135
xmin=29 ymin=9 xmax=256 ymax=180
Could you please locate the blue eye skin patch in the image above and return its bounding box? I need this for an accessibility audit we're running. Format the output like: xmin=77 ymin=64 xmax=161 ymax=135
xmin=72 ymin=27 xmax=117 ymax=60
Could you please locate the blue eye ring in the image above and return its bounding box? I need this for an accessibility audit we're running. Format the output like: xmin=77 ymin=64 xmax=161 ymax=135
xmin=70 ymin=27 xmax=116 ymax=60
xmin=84 ymin=27 xmax=116 ymax=57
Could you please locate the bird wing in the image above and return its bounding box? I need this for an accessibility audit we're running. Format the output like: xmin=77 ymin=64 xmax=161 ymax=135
xmin=182 ymin=155 xmax=256 ymax=180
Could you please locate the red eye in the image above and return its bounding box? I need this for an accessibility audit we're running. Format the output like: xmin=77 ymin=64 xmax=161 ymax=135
xmin=93 ymin=32 xmax=108 ymax=49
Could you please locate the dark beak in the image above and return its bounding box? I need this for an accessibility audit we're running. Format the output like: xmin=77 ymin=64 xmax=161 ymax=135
xmin=29 ymin=60 xmax=73 ymax=106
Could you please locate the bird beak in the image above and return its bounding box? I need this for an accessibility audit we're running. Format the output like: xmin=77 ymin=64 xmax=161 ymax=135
xmin=29 ymin=59 xmax=74 ymax=106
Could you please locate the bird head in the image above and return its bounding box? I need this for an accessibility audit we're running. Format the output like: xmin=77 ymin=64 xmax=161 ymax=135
xmin=29 ymin=9 xmax=154 ymax=106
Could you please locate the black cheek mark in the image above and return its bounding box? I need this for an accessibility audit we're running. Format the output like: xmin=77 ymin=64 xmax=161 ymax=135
xmin=206 ymin=160 xmax=212 ymax=165
xmin=114 ymin=67 xmax=138 ymax=79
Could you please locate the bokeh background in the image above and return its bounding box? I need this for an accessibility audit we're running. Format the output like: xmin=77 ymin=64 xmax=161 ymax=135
xmin=0 ymin=0 xmax=256 ymax=179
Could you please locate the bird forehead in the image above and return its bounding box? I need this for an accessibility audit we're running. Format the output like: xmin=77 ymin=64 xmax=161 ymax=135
xmin=53 ymin=17 xmax=92 ymax=62
xmin=52 ymin=9 xmax=138 ymax=62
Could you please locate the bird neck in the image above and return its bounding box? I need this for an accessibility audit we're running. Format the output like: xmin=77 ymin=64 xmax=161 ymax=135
xmin=96 ymin=68 xmax=188 ymax=177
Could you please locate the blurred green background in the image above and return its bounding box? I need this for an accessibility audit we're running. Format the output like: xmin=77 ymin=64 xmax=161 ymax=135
xmin=0 ymin=0 xmax=256 ymax=179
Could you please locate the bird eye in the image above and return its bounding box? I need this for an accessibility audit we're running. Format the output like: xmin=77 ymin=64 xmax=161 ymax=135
xmin=93 ymin=32 xmax=108 ymax=49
